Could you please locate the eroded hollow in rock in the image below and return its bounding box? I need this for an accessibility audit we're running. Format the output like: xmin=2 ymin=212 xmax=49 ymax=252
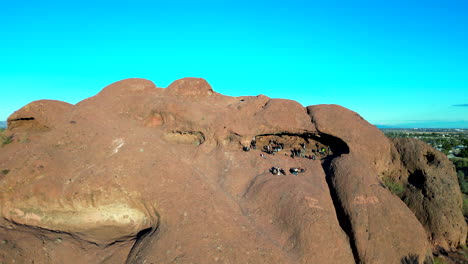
xmin=163 ymin=131 xmax=205 ymax=146
xmin=7 ymin=117 xmax=49 ymax=132
xmin=424 ymin=152 xmax=436 ymax=165
xmin=248 ymin=132 xmax=349 ymax=159
xmin=408 ymin=170 xmax=426 ymax=189
xmin=11 ymin=117 xmax=35 ymax=121
xmin=135 ymin=227 xmax=153 ymax=241
xmin=143 ymin=112 xmax=164 ymax=128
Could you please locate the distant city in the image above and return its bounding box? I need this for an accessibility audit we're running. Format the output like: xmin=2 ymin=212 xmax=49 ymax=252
xmin=376 ymin=121 xmax=468 ymax=129
xmin=382 ymin=128 xmax=468 ymax=159
xmin=381 ymin=127 xmax=468 ymax=133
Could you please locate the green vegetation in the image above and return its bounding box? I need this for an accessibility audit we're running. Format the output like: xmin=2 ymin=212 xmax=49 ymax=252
xmin=1 ymin=134 xmax=13 ymax=146
xmin=463 ymin=195 xmax=468 ymax=219
xmin=452 ymin=158 xmax=468 ymax=218
xmin=1 ymin=169 xmax=9 ymax=175
xmin=0 ymin=127 xmax=13 ymax=146
xmin=459 ymin=147 xmax=468 ymax=158
xmin=457 ymin=171 xmax=468 ymax=194
xmin=433 ymin=256 xmax=447 ymax=264
xmin=382 ymin=176 xmax=405 ymax=195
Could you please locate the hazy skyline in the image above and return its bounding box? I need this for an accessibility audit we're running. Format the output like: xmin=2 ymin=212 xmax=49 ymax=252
xmin=1 ymin=0 xmax=467 ymax=127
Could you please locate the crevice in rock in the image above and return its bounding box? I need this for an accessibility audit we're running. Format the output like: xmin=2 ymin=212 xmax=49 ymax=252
xmin=7 ymin=117 xmax=49 ymax=131
xmin=135 ymin=227 xmax=153 ymax=241
xmin=244 ymin=130 xmax=358 ymax=261
xmin=261 ymin=99 xmax=271 ymax=109
xmin=10 ymin=117 xmax=35 ymax=121
xmin=269 ymin=126 xmax=361 ymax=262
xmin=400 ymin=253 xmax=432 ymax=264
xmin=321 ymin=156 xmax=360 ymax=263
xmin=125 ymin=223 xmax=160 ymax=264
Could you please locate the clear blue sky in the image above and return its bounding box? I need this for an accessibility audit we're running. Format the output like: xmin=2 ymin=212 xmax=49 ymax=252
xmin=1 ymin=0 xmax=467 ymax=127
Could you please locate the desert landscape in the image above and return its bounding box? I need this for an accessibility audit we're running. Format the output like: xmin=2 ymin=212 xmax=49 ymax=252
xmin=0 ymin=78 xmax=466 ymax=263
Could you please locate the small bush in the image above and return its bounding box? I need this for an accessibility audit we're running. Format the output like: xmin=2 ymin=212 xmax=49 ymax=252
xmin=458 ymin=171 xmax=468 ymax=194
xmin=452 ymin=157 xmax=468 ymax=169
xmin=459 ymin=148 xmax=468 ymax=158
xmin=382 ymin=176 xmax=405 ymax=195
xmin=433 ymin=256 xmax=447 ymax=264
xmin=463 ymin=194 xmax=468 ymax=219
xmin=1 ymin=134 xmax=13 ymax=146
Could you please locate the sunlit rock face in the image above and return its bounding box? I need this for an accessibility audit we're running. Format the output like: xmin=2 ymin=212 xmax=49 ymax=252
xmin=392 ymin=138 xmax=467 ymax=251
xmin=0 ymin=77 xmax=463 ymax=263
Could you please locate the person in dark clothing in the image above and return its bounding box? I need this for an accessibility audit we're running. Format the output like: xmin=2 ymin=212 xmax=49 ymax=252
xmin=250 ymin=139 xmax=257 ymax=150
xmin=270 ymin=167 xmax=279 ymax=175
xmin=290 ymin=167 xmax=306 ymax=175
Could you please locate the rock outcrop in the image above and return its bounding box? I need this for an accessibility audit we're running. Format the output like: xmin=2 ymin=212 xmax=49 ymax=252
xmin=392 ymin=138 xmax=467 ymax=251
xmin=308 ymin=105 xmax=433 ymax=263
xmin=0 ymin=77 xmax=465 ymax=263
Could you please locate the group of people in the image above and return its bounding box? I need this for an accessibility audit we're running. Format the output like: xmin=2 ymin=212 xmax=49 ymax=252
xmin=239 ymin=138 xmax=324 ymax=176
xmin=290 ymin=167 xmax=306 ymax=175
xmin=242 ymin=137 xmax=259 ymax=152
xmin=241 ymin=137 xmax=332 ymax=176
xmin=269 ymin=167 xmax=286 ymax=175
xmin=250 ymin=138 xmax=257 ymax=150
xmin=290 ymin=148 xmax=305 ymax=158
xmin=262 ymin=139 xmax=284 ymax=155
xmin=244 ymin=139 xmax=330 ymax=159
xmin=269 ymin=166 xmax=306 ymax=175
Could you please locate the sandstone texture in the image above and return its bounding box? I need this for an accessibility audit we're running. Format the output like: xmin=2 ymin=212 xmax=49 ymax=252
xmin=392 ymin=138 xmax=467 ymax=251
xmin=0 ymin=77 xmax=465 ymax=264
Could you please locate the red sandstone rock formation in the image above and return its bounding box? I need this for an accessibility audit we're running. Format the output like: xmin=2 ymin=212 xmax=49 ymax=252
xmin=0 ymin=78 xmax=465 ymax=264
xmin=392 ymin=138 xmax=467 ymax=251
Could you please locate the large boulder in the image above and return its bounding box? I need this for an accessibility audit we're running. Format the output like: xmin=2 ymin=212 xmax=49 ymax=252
xmin=392 ymin=138 xmax=467 ymax=250
xmin=308 ymin=105 xmax=432 ymax=263
xmin=164 ymin=77 xmax=216 ymax=97
xmin=307 ymin=104 xmax=401 ymax=176
xmin=7 ymin=100 xmax=74 ymax=132
xmin=328 ymin=154 xmax=432 ymax=263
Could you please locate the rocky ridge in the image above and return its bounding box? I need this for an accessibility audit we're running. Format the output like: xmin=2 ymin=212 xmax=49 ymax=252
xmin=0 ymin=77 xmax=466 ymax=264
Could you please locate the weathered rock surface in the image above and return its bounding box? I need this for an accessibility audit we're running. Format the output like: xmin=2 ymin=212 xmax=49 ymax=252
xmin=0 ymin=77 xmax=465 ymax=263
xmin=306 ymin=104 xmax=399 ymax=176
xmin=392 ymin=138 xmax=467 ymax=251
xmin=308 ymin=105 xmax=433 ymax=263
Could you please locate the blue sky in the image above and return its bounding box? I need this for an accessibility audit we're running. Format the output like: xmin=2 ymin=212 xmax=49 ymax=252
xmin=1 ymin=0 xmax=467 ymax=127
